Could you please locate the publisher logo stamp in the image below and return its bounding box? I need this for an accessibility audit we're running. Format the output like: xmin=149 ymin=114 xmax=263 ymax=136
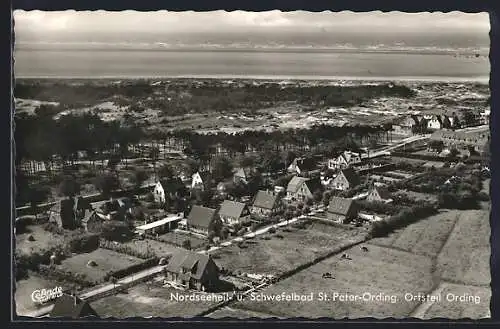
xmin=31 ymin=287 xmax=63 ymax=304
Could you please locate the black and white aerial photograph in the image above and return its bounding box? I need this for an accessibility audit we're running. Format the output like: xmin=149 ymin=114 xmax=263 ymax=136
xmin=13 ymin=10 xmax=491 ymax=319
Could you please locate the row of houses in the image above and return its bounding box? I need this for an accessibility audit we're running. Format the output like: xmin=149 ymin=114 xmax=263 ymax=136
xmin=392 ymin=114 xmax=461 ymax=136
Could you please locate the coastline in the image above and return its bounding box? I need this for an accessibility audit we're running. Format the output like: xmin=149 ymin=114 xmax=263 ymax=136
xmin=15 ymin=75 xmax=490 ymax=84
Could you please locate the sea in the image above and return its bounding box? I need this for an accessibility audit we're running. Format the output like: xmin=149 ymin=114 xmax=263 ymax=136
xmin=13 ymin=44 xmax=490 ymax=82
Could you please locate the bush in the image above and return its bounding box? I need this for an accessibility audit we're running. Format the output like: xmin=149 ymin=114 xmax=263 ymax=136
xmin=69 ymin=233 xmax=100 ymax=253
xmin=268 ymin=227 xmax=277 ymax=234
xmin=43 ymin=222 xmax=65 ymax=235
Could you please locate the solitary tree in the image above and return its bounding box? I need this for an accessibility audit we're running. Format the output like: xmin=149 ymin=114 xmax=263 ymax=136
xmin=29 ymin=185 xmax=51 ymax=219
xmin=58 ymin=175 xmax=81 ymax=198
xmin=94 ymin=173 xmax=120 ymax=198
xmin=130 ymin=169 xmax=148 ymax=193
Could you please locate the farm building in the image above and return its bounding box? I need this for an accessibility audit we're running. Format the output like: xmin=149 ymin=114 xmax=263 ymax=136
xmin=135 ymin=215 xmax=182 ymax=235
xmin=164 ymin=250 xmax=220 ymax=291
xmin=186 ymin=205 xmax=219 ymax=235
xmin=286 ymin=176 xmax=322 ymax=202
xmin=153 ymin=178 xmax=187 ymax=204
xmin=218 ymin=200 xmax=251 ymax=226
xmin=330 ymin=168 xmax=361 ymax=191
xmin=50 ymin=294 xmax=98 ymax=319
xmin=251 ymin=190 xmax=284 ymax=217
xmin=287 ymin=157 xmax=317 ymax=175
xmin=327 ymin=197 xmax=359 ymax=224
xmin=366 ymin=186 xmax=392 ymax=203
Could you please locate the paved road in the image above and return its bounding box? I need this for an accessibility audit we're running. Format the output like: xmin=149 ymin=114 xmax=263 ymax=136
xmin=21 ymin=265 xmax=167 ymax=318
xmin=367 ymin=134 xmax=431 ymax=158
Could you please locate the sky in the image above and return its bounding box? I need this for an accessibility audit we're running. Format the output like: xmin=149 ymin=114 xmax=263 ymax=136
xmin=14 ymin=10 xmax=490 ymax=36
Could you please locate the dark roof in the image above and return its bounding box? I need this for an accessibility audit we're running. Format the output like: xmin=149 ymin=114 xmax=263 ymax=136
xmin=218 ymin=200 xmax=248 ymax=219
xmin=292 ymin=157 xmax=317 ymax=172
xmin=371 ymin=186 xmax=391 ymax=200
xmin=50 ymin=294 xmax=98 ymax=319
xmin=73 ymin=197 xmax=91 ymax=212
xmin=253 ymin=190 xmax=280 ymax=210
xmin=328 ymin=197 xmax=356 ymax=216
xmin=305 ymin=177 xmax=323 ymax=194
xmin=187 ymin=205 xmax=217 ymax=229
xmin=194 ymin=171 xmax=212 ymax=183
xmin=159 ymin=177 xmax=186 ymax=194
xmin=339 ymin=168 xmax=360 ymax=186
xmin=165 ymin=250 xmax=217 ymax=281
xmin=286 ymin=176 xmax=309 ymax=193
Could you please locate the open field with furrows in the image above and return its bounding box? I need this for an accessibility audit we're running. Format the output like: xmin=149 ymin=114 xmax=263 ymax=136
xmin=436 ymin=209 xmax=490 ymax=287
xmin=232 ymin=243 xmax=435 ymax=318
xmin=90 ymin=284 xmax=221 ymax=318
xmin=56 ymin=249 xmax=143 ymax=282
xmin=121 ymin=239 xmax=184 ymax=258
xmin=16 ymin=225 xmax=63 ymax=256
xmin=417 ymin=282 xmax=491 ymax=319
xmin=368 ymin=210 xmax=460 ymax=258
xmin=15 ymin=273 xmax=69 ymax=316
xmin=207 ymin=306 xmax=284 ymax=319
xmin=210 ymin=223 xmax=367 ymax=277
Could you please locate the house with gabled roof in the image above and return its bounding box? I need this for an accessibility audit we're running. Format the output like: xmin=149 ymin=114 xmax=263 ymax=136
xmin=427 ymin=115 xmax=444 ymax=131
xmin=218 ymin=200 xmax=251 ymax=226
xmin=287 ymin=157 xmax=317 ymax=175
xmin=153 ymin=177 xmax=187 ymax=205
xmin=186 ymin=205 xmax=219 ymax=235
xmin=366 ymin=185 xmax=392 ymax=203
xmin=251 ymin=190 xmax=284 ymax=217
xmin=328 ymin=151 xmax=362 ymax=170
xmin=50 ymin=294 xmax=98 ymax=319
xmin=327 ymin=197 xmax=359 ymax=224
xmin=392 ymin=115 xmax=421 ymax=136
xmin=164 ymin=250 xmax=220 ymax=291
xmin=330 ymin=168 xmax=361 ymax=191
xmin=191 ymin=171 xmax=213 ymax=191
xmin=286 ymin=176 xmax=322 ymax=202
xmin=233 ymin=167 xmax=257 ymax=185
xmin=81 ymin=211 xmax=103 ymax=233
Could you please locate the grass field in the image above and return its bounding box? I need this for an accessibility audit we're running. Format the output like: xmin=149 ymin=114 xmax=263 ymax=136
xmin=211 ymin=224 xmax=366 ymax=276
xmin=436 ymin=209 xmax=490 ymax=286
xmin=232 ymin=243 xmax=435 ymax=318
xmin=369 ymin=210 xmax=460 ymax=258
xmin=15 ymin=273 xmax=69 ymax=316
xmin=158 ymin=231 xmax=207 ymax=250
xmin=56 ymin=249 xmax=143 ymax=282
xmin=15 ymin=225 xmax=61 ymax=255
xmin=418 ymin=282 xmax=491 ymax=319
xmin=90 ymin=283 xmax=221 ymax=318
xmin=121 ymin=239 xmax=183 ymax=258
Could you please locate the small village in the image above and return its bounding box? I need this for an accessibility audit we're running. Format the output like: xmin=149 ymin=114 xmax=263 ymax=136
xmin=14 ymin=99 xmax=491 ymax=318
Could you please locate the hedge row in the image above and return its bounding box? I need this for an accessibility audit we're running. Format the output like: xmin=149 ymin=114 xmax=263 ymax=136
xmin=103 ymin=257 xmax=159 ymax=281
xmin=369 ymin=204 xmax=439 ymax=238
xmin=99 ymin=239 xmax=156 ymax=259
xmin=38 ymin=264 xmax=98 ymax=287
